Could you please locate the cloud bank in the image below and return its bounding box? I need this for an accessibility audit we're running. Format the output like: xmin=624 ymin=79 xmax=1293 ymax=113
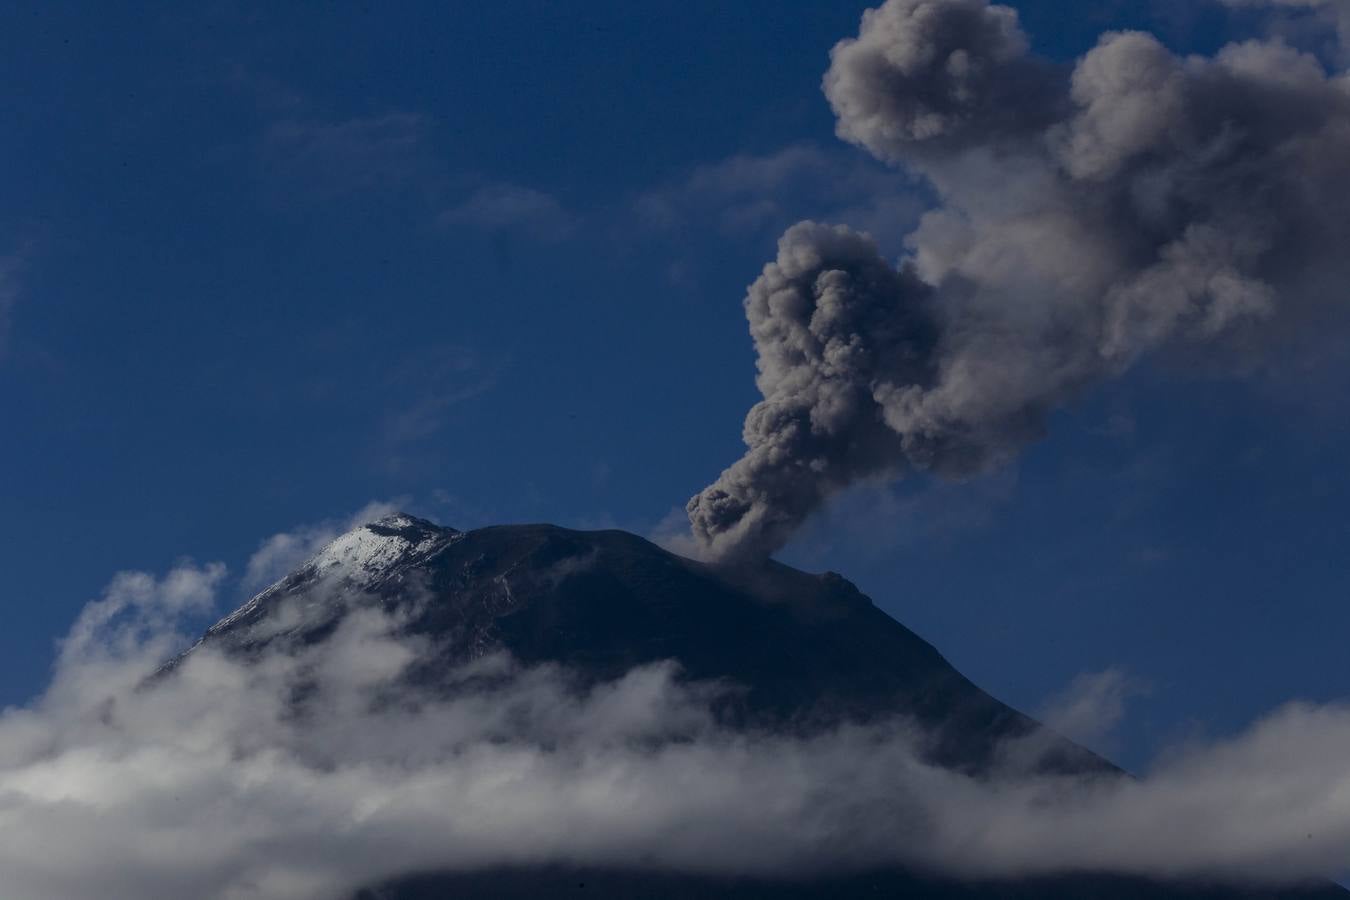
xmin=687 ymin=0 xmax=1350 ymax=560
xmin=2 ymin=559 xmax=1350 ymax=899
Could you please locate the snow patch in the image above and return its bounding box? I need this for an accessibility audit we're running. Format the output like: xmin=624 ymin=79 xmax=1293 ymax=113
xmin=208 ymin=515 xmax=454 ymax=635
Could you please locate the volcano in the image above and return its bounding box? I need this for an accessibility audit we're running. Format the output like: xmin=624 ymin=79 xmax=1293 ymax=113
xmin=181 ymin=514 xmax=1344 ymax=899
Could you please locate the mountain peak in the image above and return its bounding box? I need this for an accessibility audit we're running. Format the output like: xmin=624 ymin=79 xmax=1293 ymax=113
xmin=204 ymin=513 xmax=460 ymax=639
xmin=306 ymin=512 xmax=456 ymax=581
xmin=365 ymin=512 xmax=451 ymax=535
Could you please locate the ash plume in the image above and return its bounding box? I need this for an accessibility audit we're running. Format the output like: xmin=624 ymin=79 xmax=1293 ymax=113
xmin=689 ymin=0 xmax=1350 ymax=561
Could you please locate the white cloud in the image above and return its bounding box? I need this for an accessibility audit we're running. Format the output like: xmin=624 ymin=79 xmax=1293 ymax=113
xmin=38 ymin=561 xmax=227 ymax=715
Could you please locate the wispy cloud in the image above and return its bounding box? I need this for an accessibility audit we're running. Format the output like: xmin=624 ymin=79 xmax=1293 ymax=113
xmin=777 ymin=468 xmax=1021 ymax=567
xmin=238 ymin=72 xmax=568 ymax=241
xmin=259 ymin=111 xmax=439 ymax=199
xmin=632 ymin=144 xmax=926 ymax=252
xmin=1037 ymin=668 xmax=1150 ymax=759
xmin=648 ymin=507 xmax=705 ymax=561
xmin=374 ymin=346 xmax=506 ymax=474
xmin=438 ymin=181 xmax=577 ymax=241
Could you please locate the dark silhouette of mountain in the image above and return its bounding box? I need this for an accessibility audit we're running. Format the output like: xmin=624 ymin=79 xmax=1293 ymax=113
xmin=190 ymin=514 xmax=1345 ymax=900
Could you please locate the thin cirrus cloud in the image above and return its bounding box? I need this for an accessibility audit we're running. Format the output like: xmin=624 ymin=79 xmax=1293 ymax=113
xmin=250 ymin=82 xmax=930 ymax=251
xmin=242 ymin=73 xmax=574 ymax=241
xmin=631 ymin=143 xmax=927 ymax=253
xmin=261 ymin=112 xmax=435 ymax=194
xmin=437 ymin=181 xmax=578 ymax=242
xmin=265 ymin=117 xmax=578 ymax=241
xmin=373 ymin=345 xmax=509 ymax=477
xmin=2 ymin=546 xmax=1350 ymax=899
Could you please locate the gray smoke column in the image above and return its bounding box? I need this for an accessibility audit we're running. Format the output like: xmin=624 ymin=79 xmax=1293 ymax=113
xmin=688 ymin=0 xmax=1350 ymax=561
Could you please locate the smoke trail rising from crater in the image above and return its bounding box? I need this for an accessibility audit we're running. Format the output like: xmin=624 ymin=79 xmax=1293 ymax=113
xmin=688 ymin=0 xmax=1350 ymax=561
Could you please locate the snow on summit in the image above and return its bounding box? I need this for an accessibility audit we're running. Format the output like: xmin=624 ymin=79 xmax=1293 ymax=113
xmin=207 ymin=514 xmax=459 ymax=636
xmin=309 ymin=514 xmax=449 ymax=580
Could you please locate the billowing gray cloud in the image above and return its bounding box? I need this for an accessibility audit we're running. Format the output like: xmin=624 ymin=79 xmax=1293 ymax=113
xmin=822 ymin=0 xmax=1058 ymax=157
xmin=687 ymin=222 xmax=941 ymax=560
xmin=5 ymin=559 xmax=1350 ymax=898
xmin=688 ymin=0 xmax=1350 ymax=561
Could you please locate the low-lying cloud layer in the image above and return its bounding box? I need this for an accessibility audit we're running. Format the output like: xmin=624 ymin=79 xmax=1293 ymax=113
xmin=3 ymin=559 xmax=1350 ymax=899
xmin=688 ymin=0 xmax=1350 ymax=560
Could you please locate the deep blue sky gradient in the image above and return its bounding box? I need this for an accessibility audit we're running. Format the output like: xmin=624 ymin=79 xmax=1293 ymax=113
xmin=1 ymin=0 xmax=1345 ymax=771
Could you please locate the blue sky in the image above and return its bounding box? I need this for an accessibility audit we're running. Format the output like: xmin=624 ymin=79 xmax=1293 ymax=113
xmin=2 ymin=0 xmax=1347 ymax=772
